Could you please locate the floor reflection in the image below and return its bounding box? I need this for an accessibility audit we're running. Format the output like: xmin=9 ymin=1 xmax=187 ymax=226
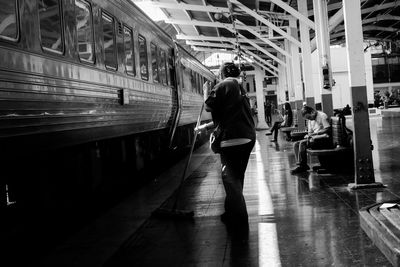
xmin=262 ymin=116 xmax=400 ymax=266
xmin=253 ymin=142 xmax=282 ymax=266
xmin=105 ymin=116 xmax=400 ymax=266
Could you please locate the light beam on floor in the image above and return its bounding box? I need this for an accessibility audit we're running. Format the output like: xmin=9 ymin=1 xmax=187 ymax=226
xmin=254 ymin=141 xmax=282 ymax=267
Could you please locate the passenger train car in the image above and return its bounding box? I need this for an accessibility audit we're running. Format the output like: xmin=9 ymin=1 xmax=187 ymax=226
xmin=0 ymin=0 xmax=215 ymax=209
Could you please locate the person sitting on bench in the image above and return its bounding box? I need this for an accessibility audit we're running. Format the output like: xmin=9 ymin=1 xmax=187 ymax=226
xmin=290 ymin=106 xmax=331 ymax=174
xmin=265 ymin=102 xmax=293 ymax=142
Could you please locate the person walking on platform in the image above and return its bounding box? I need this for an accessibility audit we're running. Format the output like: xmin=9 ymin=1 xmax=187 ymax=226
xmin=290 ymin=106 xmax=331 ymax=174
xmin=265 ymin=102 xmax=293 ymax=142
xmin=265 ymin=100 xmax=272 ymax=125
xmin=196 ymin=62 xmax=256 ymax=231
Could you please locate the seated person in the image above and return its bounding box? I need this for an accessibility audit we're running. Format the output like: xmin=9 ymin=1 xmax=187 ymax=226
xmin=265 ymin=102 xmax=293 ymax=142
xmin=290 ymin=106 xmax=331 ymax=174
xmin=342 ymin=104 xmax=351 ymax=115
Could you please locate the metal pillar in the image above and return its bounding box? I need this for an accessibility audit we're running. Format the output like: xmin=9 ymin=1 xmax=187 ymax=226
xmin=284 ymin=39 xmax=294 ymax=102
xmin=289 ymin=18 xmax=305 ymax=130
xmin=298 ymin=0 xmax=315 ymax=109
xmin=278 ymin=53 xmax=287 ymax=107
xmin=343 ymin=0 xmax=383 ymax=189
xmin=312 ymin=0 xmax=333 ymax=116
xmin=254 ymin=66 xmax=269 ymax=130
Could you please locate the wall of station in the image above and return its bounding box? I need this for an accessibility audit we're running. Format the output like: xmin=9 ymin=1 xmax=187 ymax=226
xmin=311 ymin=46 xmax=374 ymax=109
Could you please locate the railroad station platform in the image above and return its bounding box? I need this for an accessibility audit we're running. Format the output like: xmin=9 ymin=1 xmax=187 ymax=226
xmin=27 ymin=115 xmax=400 ymax=266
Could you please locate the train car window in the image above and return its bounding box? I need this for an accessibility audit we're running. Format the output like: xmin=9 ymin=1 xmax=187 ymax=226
xmin=193 ymin=72 xmax=198 ymax=93
xmin=38 ymin=0 xmax=64 ymax=53
xmin=182 ymin=64 xmax=191 ymax=92
xmin=75 ymin=0 xmax=94 ymax=63
xmin=102 ymin=12 xmax=116 ymax=69
xmin=138 ymin=35 xmax=148 ymax=81
xmin=160 ymin=49 xmax=167 ymax=85
xmin=150 ymin=43 xmax=159 ymax=83
xmin=0 ymin=0 xmax=18 ymax=41
xmin=190 ymin=70 xmax=196 ymax=92
xmin=168 ymin=50 xmax=174 ymax=86
xmin=199 ymin=76 xmax=203 ymax=93
xmin=196 ymin=73 xmax=201 ymax=94
xmin=123 ymin=26 xmax=135 ymax=76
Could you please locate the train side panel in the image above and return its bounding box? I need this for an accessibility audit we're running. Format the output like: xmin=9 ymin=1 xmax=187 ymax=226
xmin=0 ymin=0 xmax=178 ymax=153
xmin=0 ymin=0 xmax=214 ymax=212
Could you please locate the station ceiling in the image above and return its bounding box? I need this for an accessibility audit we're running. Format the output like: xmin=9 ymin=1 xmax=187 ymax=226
xmin=138 ymin=0 xmax=400 ymax=70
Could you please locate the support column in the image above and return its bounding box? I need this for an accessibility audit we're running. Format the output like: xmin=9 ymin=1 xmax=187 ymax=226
xmin=289 ymin=18 xmax=305 ymax=130
xmin=313 ymin=0 xmax=333 ymax=116
xmin=278 ymin=53 xmax=287 ymax=107
xmin=284 ymin=39 xmax=294 ymax=104
xmin=343 ymin=0 xmax=383 ymax=189
xmin=298 ymin=0 xmax=315 ymax=109
xmin=254 ymin=66 xmax=269 ymax=130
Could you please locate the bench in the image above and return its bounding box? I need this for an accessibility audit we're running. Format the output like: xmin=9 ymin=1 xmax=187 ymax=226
xmin=306 ymin=115 xmax=354 ymax=173
xmin=280 ymin=109 xmax=307 ymax=141
xmin=360 ymin=201 xmax=400 ymax=266
xmin=290 ymin=129 xmax=308 ymax=141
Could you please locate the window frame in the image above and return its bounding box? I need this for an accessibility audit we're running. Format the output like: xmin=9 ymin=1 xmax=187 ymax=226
xmin=101 ymin=11 xmax=117 ymax=70
xmin=150 ymin=42 xmax=159 ymax=83
xmin=74 ymin=0 xmax=95 ymax=64
xmin=123 ymin=25 xmax=135 ymax=76
xmin=38 ymin=0 xmax=65 ymax=55
xmin=138 ymin=34 xmax=149 ymax=81
xmin=0 ymin=0 xmax=20 ymax=42
xmin=160 ymin=49 xmax=168 ymax=85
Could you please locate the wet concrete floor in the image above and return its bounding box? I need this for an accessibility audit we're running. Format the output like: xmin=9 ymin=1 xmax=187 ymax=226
xmin=101 ymin=116 xmax=400 ymax=266
xmin=30 ymin=115 xmax=400 ymax=266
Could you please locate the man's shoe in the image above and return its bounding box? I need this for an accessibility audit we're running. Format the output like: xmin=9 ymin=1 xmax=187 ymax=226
xmin=270 ymin=139 xmax=277 ymax=142
xmin=290 ymin=165 xmax=309 ymax=174
xmin=265 ymin=131 xmax=272 ymax=136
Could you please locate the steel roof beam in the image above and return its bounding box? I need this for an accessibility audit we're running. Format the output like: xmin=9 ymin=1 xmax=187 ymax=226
xmin=164 ymin=19 xmax=273 ymax=32
xmin=186 ymin=41 xmax=272 ymax=52
xmin=310 ymin=1 xmax=400 ymax=51
xmin=191 ymin=47 xmax=235 ymax=53
xmin=235 ymin=19 xmax=291 ymax=56
xmin=201 ymin=0 xmax=222 ymax=38
xmin=176 ymin=34 xmax=282 ymax=44
xmin=310 ymin=6 xmax=343 ymax=51
xmin=228 ymin=29 xmax=287 ymax=66
xmin=334 ymin=14 xmax=400 ymax=32
xmin=363 ymin=14 xmax=400 ymax=24
xmin=250 ymin=61 xmax=279 ymax=77
xmin=230 ymin=0 xmax=301 ymax=47
xmin=327 ymin=2 xmax=399 ymax=32
xmin=167 ymin=0 xmax=200 ymax=36
xmin=240 ymin=50 xmax=279 ymax=77
xmin=166 ymin=19 xmax=289 ymax=60
xmin=143 ymin=1 xmax=230 ymax=13
xmin=232 ymin=42 xmax=279 ymax=72
xmin=257 ymin=10 xmax=289 ymax=20
xmin=268 ymin=0 xmax=315 ymax=29
xmin=363 ymin=25 xmax=400 ymax=32
xmin=252 ymin=61 xmax=279 ymax=77
xmin=187 ymin=41 xmax=236 ymax=49
xmin=307 ymin=1 xmax=342 ymax=16
xmin=240 ymin=46 xmax=280 ymax=74
xmin=190 ymin=46 xmax=277 ymax=76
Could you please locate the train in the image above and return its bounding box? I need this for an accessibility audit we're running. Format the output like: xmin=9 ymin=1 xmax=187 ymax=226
xmin=0 ymin=0 xmax=215 ymax=210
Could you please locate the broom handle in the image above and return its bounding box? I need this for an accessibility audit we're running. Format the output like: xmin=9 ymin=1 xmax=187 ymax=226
xmin=172 ymin=102 xmax=205 ymax=210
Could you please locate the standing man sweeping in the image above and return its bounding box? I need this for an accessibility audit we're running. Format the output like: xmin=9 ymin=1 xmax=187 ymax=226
xmin=196 ymin=62 xmax=255 ymax=235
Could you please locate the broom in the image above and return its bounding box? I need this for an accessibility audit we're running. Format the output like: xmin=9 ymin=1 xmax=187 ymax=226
xmin=152 ymin=103 xmax=205 ymax=219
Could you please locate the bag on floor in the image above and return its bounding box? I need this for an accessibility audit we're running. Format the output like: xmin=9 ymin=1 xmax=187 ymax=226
xmin=210 ymin=126 xmax=223 ymax=153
